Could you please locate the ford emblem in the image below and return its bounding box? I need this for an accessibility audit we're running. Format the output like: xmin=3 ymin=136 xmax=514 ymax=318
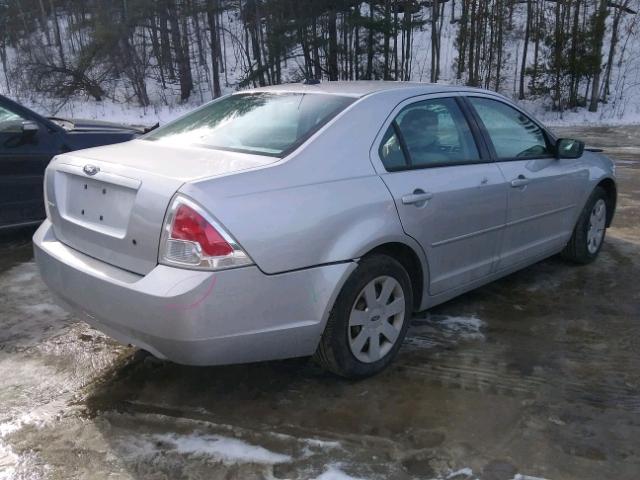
xmin=83 ymin=164 xmax=100 ymax=176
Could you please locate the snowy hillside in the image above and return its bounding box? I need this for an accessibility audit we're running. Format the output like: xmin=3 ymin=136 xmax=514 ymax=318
xmin=1 ymin=1 xmax=639 ymax=127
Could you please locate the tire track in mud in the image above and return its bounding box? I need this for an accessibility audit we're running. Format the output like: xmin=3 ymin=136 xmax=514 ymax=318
xmin=398 ymin=305 xmax=640 ymax=414
xmin=402 ymin=352 xmax=640 ymax=413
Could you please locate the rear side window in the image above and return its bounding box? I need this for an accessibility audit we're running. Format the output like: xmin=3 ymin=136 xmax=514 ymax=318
xmin=468 ymin=97 xmax=551 ymax=159
xmin=379 ymin=97 xmax=480 ymax=170
xmin=145 ymin=92 xmax=354 ymax=157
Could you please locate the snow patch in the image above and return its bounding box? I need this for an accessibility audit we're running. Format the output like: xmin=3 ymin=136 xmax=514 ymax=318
xmin=407 ymin=313 xmax=486 ymax=350
xmin=4 ymin=268 xmax=38 ymax=284
xmin=311 ymin=466 xmax=367 ymax=480
xmin=0 ymin=416 xmax=22 ymax=480
xmin=436 ymin=316 xmax=485 ymax=340
xmin=302 ymin=437 xmax=342 ymax=449
xmin=0 ymin=262 xmax=75 ymax=349
xmin=446 ymin=467 xmax=474 ymax=478
xmin=0 ymin=410 xmax=51 ymax=480
xmin=436 ymin=468 xmax=549 ymax=480
xmin=147 ymin=432 xmax=291 ymax=465
xmin=18 ymin=302 xmax=66 ymax=316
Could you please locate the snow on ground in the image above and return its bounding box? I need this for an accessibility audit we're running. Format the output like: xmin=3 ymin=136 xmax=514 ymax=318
xmin=0 ymin=262 xmax=73 ymax=349
xmin=437 ymin=470 xmax=549 ymax=480
xmin=19 ymin=96 xmax=196 ymax=129
xmin=405 ymin=314 xmax=486 ymax=350
xmin=15 ymin=80 xmax=640 ymax=133
xmin=519 ymin=97 xmax=640 ymax=127
xmin=311 ymin=466 xmax=367 ymax=480
xmin=0 ymin=259 xmax=129 ymax=479
xmin=2 ymin=1 xmax=639 ymax=129
xmin=6 ymin=4 xmax=640 ymax=130
xmin=0 ymin=399 xmax=69 ymax=479
xmin=435 ymin=315 xmax=485 ymax=340
xmin=146 ymin=432 xmax=292 ymax=465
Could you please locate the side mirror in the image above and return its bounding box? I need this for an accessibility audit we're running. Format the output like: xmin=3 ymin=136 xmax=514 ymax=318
xmin=556 ymin=138 xmax=584 ymax=159
xmin=21 ymin=120 xmax=40 ymax=137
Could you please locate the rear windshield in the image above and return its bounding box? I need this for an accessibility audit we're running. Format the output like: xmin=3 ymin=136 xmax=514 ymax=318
xmin=144 ymin=92 xmax=355 ymax=157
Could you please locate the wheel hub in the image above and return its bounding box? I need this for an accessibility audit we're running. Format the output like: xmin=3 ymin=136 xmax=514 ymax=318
xmin=347 ymin=276 xmax=406 ymax=363
xmin=587 ymin=198 xmax=607 ymax=254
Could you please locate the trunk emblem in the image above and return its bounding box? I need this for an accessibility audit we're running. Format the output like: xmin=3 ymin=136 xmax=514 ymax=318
xmin=83 ymin=164 xmax=100 ymax=176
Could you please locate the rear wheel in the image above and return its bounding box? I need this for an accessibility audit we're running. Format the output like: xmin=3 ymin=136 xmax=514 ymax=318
xmin=314 ymin=254 xmax=413 ymax=378
xmin=562 ymin=186 xmax=609 ymax=264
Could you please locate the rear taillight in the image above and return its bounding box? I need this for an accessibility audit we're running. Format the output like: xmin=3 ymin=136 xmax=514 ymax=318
xmin=159 ymin=195 xmax=252 ymax=270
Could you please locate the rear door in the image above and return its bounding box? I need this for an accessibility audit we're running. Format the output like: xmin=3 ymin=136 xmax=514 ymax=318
xmin=464 ymin=95 xmax=586 ymax=270
xmin=373 ymin=94 xmax=508 ymax=296
xmin=0 ymin=99 xmax=58 ymax=228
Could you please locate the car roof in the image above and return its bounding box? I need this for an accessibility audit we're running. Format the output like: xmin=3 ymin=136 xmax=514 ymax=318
xmin=242 ymin=81 xmax=491 ymax=98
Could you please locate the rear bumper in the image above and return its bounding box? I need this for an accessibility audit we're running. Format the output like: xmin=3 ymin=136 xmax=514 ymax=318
xmin=33 ymin=220 xmax=355 ymax=365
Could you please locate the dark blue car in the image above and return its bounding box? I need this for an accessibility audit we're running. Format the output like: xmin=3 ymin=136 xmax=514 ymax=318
xmin=0 ymin=94 xmax=155 ymax=229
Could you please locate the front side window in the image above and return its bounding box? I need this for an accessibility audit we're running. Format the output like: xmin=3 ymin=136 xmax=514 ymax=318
xmin=379 ymin=97 xmax=480 ymax=170
xmin=0 ymin=104 xmax=27 ymax=133
xmin=468 ymin=97 xmax=551 ymax=159
xmin=145 ymin=92 xmax=354 ymax=157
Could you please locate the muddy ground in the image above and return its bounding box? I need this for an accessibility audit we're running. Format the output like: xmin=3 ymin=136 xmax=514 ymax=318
xmin=0 ymin=126 xmax=638 ymax=480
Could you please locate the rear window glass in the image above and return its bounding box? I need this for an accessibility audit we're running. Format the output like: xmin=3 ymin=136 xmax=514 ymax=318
xmin=144 ymin=92 xmax=355 ymax=157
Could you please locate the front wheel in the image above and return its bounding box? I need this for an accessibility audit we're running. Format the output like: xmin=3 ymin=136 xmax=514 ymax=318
xmin=562 ymin=186 xmax=609 ymax=264
xmin=314 ymin=254 xmax=413 ymax=378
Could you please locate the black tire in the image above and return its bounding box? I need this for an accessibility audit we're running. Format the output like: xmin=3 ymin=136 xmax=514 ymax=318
xmin=314 ymin=254 xmax=413 ymax=379
xmin=561 ymin=186 xmax=609 ymax=264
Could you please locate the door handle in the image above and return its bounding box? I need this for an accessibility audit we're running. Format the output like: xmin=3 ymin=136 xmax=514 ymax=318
xmin=510 ymin=175 xmax=530 ymax=188
xmin=401 ymin=190 xmax=433 ymax=206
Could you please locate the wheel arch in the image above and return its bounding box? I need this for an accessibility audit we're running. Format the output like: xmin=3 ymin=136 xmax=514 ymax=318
xmin=360 ymin=241 xmax=427 ymax=312
xmin=596 ymin=177 xmax=617 ymax=227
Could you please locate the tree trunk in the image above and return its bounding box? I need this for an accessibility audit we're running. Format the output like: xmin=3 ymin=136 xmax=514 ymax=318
xmin=589 ymin=0 xmax=608 ymax=112
xmin=430 ymin=0 xmax=440 ymax=82
xmin=207 ymin=0 xmax=221 ymax=97
xmin=159 ymin=2 xmax=175 ymax=79
xmin=383 ymin=0 xmax=390 ymax=79
xmin=457 ymin=0 xmax=468 ymax=80
xmin=169 ymin=0 xmax=193 ymax=101
xmin=603 ymin=2 xmax=624 ymax=102
xmin=49 ymin=0 xmax=66 ymax=67
xmin=328 ymin=7 xmax=339 ymax=80
xmin=518 ymin=0 xmax=531 ymax=99
xmin=366 ymin=2 xmax=374 ymax=79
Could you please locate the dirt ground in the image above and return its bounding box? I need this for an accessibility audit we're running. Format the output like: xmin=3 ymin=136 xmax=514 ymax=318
xmin=0 ymin=125 xmax=638 ymax=480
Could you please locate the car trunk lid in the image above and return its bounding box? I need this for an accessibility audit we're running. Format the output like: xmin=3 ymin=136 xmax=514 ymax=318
xmin=45 ymin=140 xmax=277 ymax=275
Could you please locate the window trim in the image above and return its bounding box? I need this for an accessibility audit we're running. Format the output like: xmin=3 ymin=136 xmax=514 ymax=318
xmin=462 ymin=95 xmax=556 ymax=162
xmin=376 ymin=94 xmax=492 ymax=173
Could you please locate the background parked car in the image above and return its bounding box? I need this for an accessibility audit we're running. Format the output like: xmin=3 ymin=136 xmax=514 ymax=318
xmin=0 ymin=94 xmax=155 ymax=229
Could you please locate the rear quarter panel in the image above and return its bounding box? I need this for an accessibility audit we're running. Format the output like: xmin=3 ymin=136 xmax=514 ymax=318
xmin=179 ymin=90 xmax=425 ymax=275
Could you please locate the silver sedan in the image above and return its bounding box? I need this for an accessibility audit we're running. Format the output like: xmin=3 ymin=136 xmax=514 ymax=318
xmin=33 ymin=82 xmax=617 ymax=377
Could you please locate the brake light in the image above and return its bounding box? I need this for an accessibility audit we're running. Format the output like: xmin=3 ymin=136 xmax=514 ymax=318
xmin=172 ymin=204 xmax=233 ymax=257
xmin=160 ymin=195 xmax=252 ymax=270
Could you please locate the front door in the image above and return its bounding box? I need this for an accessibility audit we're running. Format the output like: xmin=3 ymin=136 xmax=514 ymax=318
xmin=376 ymin=96 xmax=508 ymax=296
xmin=465 ymin=96 xmax=587 ymax=270
xmin=0 ymin=100 xmax=55 ymax=227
